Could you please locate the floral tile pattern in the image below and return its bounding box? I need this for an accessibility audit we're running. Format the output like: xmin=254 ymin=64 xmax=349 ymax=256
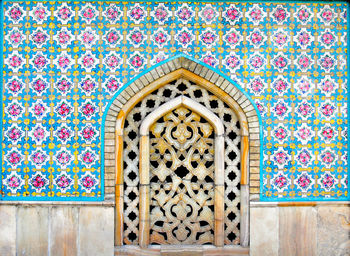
xmin=1 ymin=1 xmax=348 ymax=200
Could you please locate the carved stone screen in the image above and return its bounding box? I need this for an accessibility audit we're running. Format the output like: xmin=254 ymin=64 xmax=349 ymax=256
xmin=149 ymin=107 xmax=215 ymax=245
xmin=122 ymin=78 xmax=241 ymax=245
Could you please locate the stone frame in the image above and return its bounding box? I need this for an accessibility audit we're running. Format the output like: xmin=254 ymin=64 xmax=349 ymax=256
xmin=103 ymin=56 xmax=261 ymax=250
xmin=139 ymin=95 xmax=225 ymax=247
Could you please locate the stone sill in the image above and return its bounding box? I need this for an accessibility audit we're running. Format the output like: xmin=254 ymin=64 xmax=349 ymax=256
xmin=250 ymin=200 xmax=350 ymax=208
xmin=0 ymin=199 xmax=115 ymax=207
xmin=115 ymin=245 xmax=249 ymax=255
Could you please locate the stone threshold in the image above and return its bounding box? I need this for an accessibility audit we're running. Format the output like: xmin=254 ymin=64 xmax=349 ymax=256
xmin=115 ymin=245 xmax=249 ymax=256
xmin=250 ymin=200 xmax=350 ymax=207
xmin=0 ymin=200 xmax=115 ymax=206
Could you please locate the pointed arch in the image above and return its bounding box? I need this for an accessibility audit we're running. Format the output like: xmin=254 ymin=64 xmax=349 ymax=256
xmin=102 ymin=55 xmax=262 ymax=248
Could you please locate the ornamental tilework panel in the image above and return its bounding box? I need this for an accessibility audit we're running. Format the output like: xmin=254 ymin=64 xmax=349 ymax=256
xmin=1 ymin=1 xmax=348 ymax=200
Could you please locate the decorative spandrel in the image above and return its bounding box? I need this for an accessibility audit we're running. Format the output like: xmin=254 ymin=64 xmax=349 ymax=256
xmin=149 ymin=107 xmax=215 ymax=245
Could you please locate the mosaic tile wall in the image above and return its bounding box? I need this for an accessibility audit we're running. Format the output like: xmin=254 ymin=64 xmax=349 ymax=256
xmin=1 ymin=1 xmax=348 ymax=200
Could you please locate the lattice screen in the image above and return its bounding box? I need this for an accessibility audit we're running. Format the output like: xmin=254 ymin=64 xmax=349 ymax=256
xmin=123 ymin=79 xmax=241 ymax=245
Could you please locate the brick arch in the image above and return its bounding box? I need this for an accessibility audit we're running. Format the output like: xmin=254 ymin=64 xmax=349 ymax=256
xmin=102 ymin=56 xmax=262 ymax=247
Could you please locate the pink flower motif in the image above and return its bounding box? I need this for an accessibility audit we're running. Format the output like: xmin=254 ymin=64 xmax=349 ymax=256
xmin=33 ymin=127 xmax=45 ymax=141
xmin=32 ymin=79 xmax=47 ymax=93
xmin=274 ymin=127 xmax=287 ymax=140
xmin=82 ymin=103 xmax=95 ymax=117
xmin=226 ymin=32 xmax=240 ymax=45
xmin=8 ymin=175 xmax=20 ymax=188
xmin=31 ymin=174 xmax=47 ymax=188
xmin=82 ymin=176 xmax=95 ymax=189
xmin=250 ymin=56 xmax=264 ymax=69
xmin=82 ymin=7 xmax=95 ymax=20
xmin=8 ymin=103 xmax=22 ymax=117
xmin=273 ymin=32 xmax=287 ymax=46
xmin=274 ymin=8 xmax=287 ymax=22
xmin=131 ymin=31 xmax=143 ymax=44
xmin=178 ymin=32 xmax=192 ymax=45
xmin=320 ymin=56 xmax=334 ymax=70
xmin=297 ymin=79 xmax=310 ymax=93
xmin=298 ymin=56 xmax=310 ymax=69
xmin=250 ymin=32 xmax=263 ymax=45
xmin=8 ymin=80 xmax=23 ymax=93
xmin=226 ymin=56 xmax=240 ymax=69
xmin=57 ymin=152 xmax=71 ymax=165
xmin=10 ymin=55 xmax=23 ymax=68
xmin=321 ymin=32 xmax=335 ymax=46
xmin=274 ymin=151 xmax=288 ymax=165
xmin=321 ymin=151 xmax=335 ymax=164
xmin=56 ymin=175 xmax=72 ymax=189
xmin=322 ymin=174 xmax=334 ymax=188
xmin=297 ymin=8 xmax=310 ymax=22
xmin=298 ymin=128 xmax=311 ymax=140
xmin=57 ymin=79 xmax=72 ymax=93
xmin=106 ymin=6 xmax=120 ymax=21
xmin=250 ymin=8 xmax=262 ymax=21
xmin=297 ymin=103 xmax=312 ymax=117
xmin=81 ymin=79 xmax=96 ymax=92
xmin=321 ymin=80 xmax=334 ymax=93
xmin=130 ymin=54 xmax=143 ymax=68
xmin=155 ymin=32 xmax=167 ymax=44
xmin=274 ymin=102 xmax=287 ymax=117
xmin=58 ymin=31 xmax=71 ymax=44
xmin=8 ymin=152 xmax=22 ymax=165
xmin=34 ymin=55 xmax=47 ymax=69
xmin=250 ymin=79 xmax=263 ymax=93
xmin=10 ymin=31 xmax=22 ymax=44
xmin=106 ymin=78 xmax=120 ymax=92
xmin=201 ymin=32 xmax=216 ymax=45
xmin=8 ymin=127 xmax=22 ymax=141
xmin=32 ymin=152 xmax=46 ymax=165
xmin=321 ymin=10 xmax=333 ymax=22
xmin=155 ymin=6 xmax=168 ymax=22
xmin=34 ymin=7 xmax=46 ymax=20
xmin=131 ymin=7 xmax=144 ymax=20
xmin=33 ymin=103 xmax=46 ymax=117
xmin=274 ymin=174 xmax=288 ymax=189
xmin=58 ymin=56 xmax=70 ymax=69
xmin=83 ymin=151 xmax=95 ymax=164
xmin=298 ymin=150 xmax=311 ymax=164
xmin=256 ymin=102 xmax=265 ymax=114
xmin=82 ymin=32 xmax=95 ymax=44
xmin=57 ymin=103 xmax=71 ymax=117
xmin=274 ymin=56 xmax=287 ymax=69
xmin=298 ymin=32 xmax=310 ymax=46
xmin=321 ymin=104 xmax=335 ymax=117
xmin=178 ymin=7 xmax=193 ymax=21
xmin=297 ymin=174 xmax=311 ymax=188
xmin=32 ymin=31 xmax=47 ymax=44
xmin=202 ymin=7 xmax=215 ymax=21
xmin=106 ymin=31 xmax=120 ymax=44
xmin=203 ymin=55 xmax=216 ymax=67
xmin=106 ymin=56 xmax=119 ymax=68
xmin=82 ymin=54 xmax=95 ymax=68
xmin=274 ymin=79 xmax=288 ymax=93
xmin=321 ymin=127 xmax=334 ymax=140
xmin=82 ymin=126 xmax=95 ymax=141
xmin=226 ymin=7 xmax=240 ymax=21
xmin=58 ymin=7 xmax=72 ymax=20
xmin=58 ymin=127 xmax=71 ymax=141
xmin=10 ymin=7 xmax=23 ymax=21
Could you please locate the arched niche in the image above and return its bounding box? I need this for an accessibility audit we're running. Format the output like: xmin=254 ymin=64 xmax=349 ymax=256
xmin=102 ymin=56 xmax=262 ymax=253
